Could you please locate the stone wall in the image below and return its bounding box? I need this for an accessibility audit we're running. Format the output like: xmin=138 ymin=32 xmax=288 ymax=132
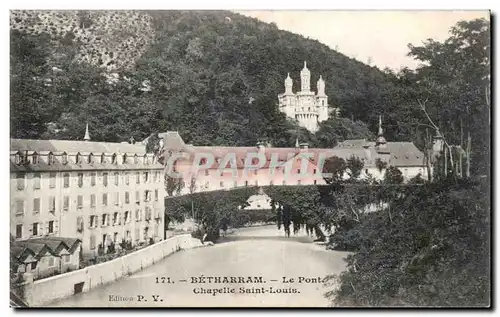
xmin=15 ymin=234 xmax=204 ymax=307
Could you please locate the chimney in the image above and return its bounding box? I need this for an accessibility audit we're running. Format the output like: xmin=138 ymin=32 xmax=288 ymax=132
xmin=257 ymin=141 xmax=265 ymax=153
xmin=83 ymin=123 xmax=91 ymax=141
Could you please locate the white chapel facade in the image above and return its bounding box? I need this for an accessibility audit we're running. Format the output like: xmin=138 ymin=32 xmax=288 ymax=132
xmin=278 ymin=61 xmax=337 ymax=133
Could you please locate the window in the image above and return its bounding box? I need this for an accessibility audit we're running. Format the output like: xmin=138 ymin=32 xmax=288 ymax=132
xmin=220 ymin=181 xmax=224 ymax=188
xmin=123 ymin=154 xmax=128 ymax=164
xmin=78 ymin=173 xmax=83 ymax=187
xmin=102 ymin=214 xmax=108 ymax=226
xmin=155 ymin=189 xmax=158 ymax=201
xmin=48 ymin=221 xmax=54 ymax=234
xmin=31 ymin=262 xmax=37 ymax=270
xmin=297 ymin=180 xmax=301 ymax=185
xmin=64 ymin=255 xmax=70 ymax=263
xmin=365 ymin=169 xmax=368 ymax=174
xmin=88 ymin=153 xmax=94 ymax=164
xmin=313 ymin=169 xmax=317 ymax=174
xmin=16 ymin=224 xmax=22 ymax=239
xmin=33 ymin=173 xmax=41 ymax=189
xmin=125 ymin=173 xmax=129 ymax=185
xmin=125 ymin=211 xmax=130 ymax=223
xmin=134 ymin=155 xmax=138 ymax=164
xmin=48 ymin=153 xmax=54 ymax=165
xmin=33 ymin=198 xmax=40 ymax=214
xmin=270 ymin=181 xmax=274 ymax=186
xmin=63 ymin=173 xmax=70 ymax=188
xmin=62 ymin=153 xmax=68 ymax=165
xmin=113 ymin=232 xmax=119 ymax=243
xmin=125 ymin=192 xmax=130 ymax=204
xmin=135 ymin=228 xmax=140 ymax=241
xmin=77 ymin=195 xmax=83 ymax=208
xmin=153 ymin=172 xmax=158 ymax=183
xmin=102 ymin=193 xmax=108 ymax=206
xmin=32 ymin=154 xmax=38 ymax=164
xmin=205 ymin=170 xmax=209 ymax=176
xmin=89 ymin=215 xmax=97 ymax=228
xmin=103 ymin=173 xmax=108 ymax=187
xmin=254 ymin=170 xmax=258 ymax=175
xmin=114 ymin=172 xmax=119 ymax=186
xmin=63 ymin=196 xmax=69 ymax=211
xmin=75 ymin=154 xmax=81 ymax=164
xmin=112 ymin=154 xmax=117 ymax=164
xmin=48 ymin=257 xmax=55 ymax=267
xmin=314 ymin=180 xmax=317 ymax=185
xmin=136 ymin=209 xmax=141 ymax=221
xmin=90 ymin=194 xmax=96 ymax=207
xmin=297 ymin=169 xmax=301 ymax=174
xmin=16 ymin=200 xmax=24 ymax=215
xmin=90 ymin=235 xmax=96 ymax=249
xmin=245 ymin=181 xmax=248 ymax=187
xmin=144 ymin=155 xmax=149 ymax=165
xmin=101 ymin=153 xmax=106 ymax=164
xmin=16 ymin=173 xmax=25 ymax=190
xmin=135 ymin=191 xmax=140 ymax=203
xmin=255 ymin=180 xmax=258 ymax=186
xmin=114 ymin=192 xmax=119 ymax=205
xmin=113 ymin=212 xmax=119 ymax=226
xmin=144 ymin=190 xmax=151 ymax=202
xmin=90 ymin=172 xmax=96 ymax=186
xmin=135 ymin=172 xmax=140 ymax=184
xmin=49 ymin=196 xmax=55 ymax=213
xmin=49 ymin=173 xmax=56 ymax=188
xmin=32 ymin=222 xmax=39 ymax=236
xmin=233 ymin=181 xmax=237 ymax=188
xmin=143 ymin=172 xmax=149 ymax=183
xmin=145 ymin=208 xmax=152 ymax=221
xmin=76 ymin=216 xmax=84 ymax=233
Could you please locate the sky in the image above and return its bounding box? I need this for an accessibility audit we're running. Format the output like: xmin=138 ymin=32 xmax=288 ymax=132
xmin=236 ymin=10 xmax=490 ymax=71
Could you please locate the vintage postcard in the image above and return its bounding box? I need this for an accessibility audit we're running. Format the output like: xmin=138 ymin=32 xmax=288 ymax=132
xmin=9 ymin=10 xmax=491 ymax=308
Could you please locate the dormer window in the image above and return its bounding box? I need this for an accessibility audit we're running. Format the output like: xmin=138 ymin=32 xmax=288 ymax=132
xmin=32 ymin=153 xmax=38 ymax=164
xmin=48 ymin=153 xmax=54 ymax=165
xmin=123 ymin=154 xmax=128 ymax=164
xmin=134 ymin=155 xmax=138 ymax=164
xmin=144 ymin=154 xmax=148 ymax=165
xmin=62 ymin=153 xmax=68 ymax=165
xmin=75 ymin=153 xmax=81 ymax=164
xmin=101 ymin=153 xmax=106 ymax=164
xmin=112 ymin=154 xmax=117 ymax=164
xmin=88 ymin=153 xmax=94 ymax=164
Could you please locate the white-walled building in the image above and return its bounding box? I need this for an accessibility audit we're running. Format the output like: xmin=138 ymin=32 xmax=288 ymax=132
xmin=278 ymin=61 xmax=338 ymax=132
xmin=10 ymin=133 xmax=165 ymax=259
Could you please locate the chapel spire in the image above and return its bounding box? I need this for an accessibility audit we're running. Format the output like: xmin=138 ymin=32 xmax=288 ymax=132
xmin=84 ymin=123 xmax=91 ymax=141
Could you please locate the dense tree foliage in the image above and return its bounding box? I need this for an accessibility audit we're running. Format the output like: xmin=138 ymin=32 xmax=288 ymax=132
xmin=11 ymin=10 xmax=396 ymax=147
xmin=328 ymin=178 xmax=490 ymax=307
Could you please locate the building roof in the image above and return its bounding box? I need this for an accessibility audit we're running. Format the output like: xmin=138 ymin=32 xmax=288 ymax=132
xmin=11 ymin=139 xmax=146 ymax=154
xmin=11 ymin=237 xmax=82 ymax=260
xmin=10 ymin=139 xmax=163 ymax=172
xmin=161 ymin=132 xmax=427 ymax=170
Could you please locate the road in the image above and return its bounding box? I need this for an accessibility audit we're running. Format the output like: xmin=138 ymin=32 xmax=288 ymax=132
xmin=50 ymin=225 xmax=349 ymax=307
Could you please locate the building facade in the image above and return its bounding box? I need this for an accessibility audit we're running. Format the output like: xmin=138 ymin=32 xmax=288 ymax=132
xmin=10 ymin=137 xmax=165 ymax=259
xmin=278 ymin=61 xmax=338 ymax=133
xmin=160 ymin=120 xmax=434 ymax=197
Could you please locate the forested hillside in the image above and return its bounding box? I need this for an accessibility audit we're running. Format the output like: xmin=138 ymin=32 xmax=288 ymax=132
xmin=10 ymin=10 xmax=390 ymax=147
xmin=10 ymin=11 xmax=490 ymax=174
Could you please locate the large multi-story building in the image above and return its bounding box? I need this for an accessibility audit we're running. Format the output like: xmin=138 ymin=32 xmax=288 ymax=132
xmin=278 ymin=61 xmax=338 ymax=133
xmin=10 ymin=131 xmax=165 ymax=259
xmin=161 ymin=118 xmax=433 ymax=196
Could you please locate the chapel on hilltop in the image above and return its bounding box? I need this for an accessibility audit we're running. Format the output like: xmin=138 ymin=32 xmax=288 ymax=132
xmin=278 ymin=61 xmax=339 ymax=133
